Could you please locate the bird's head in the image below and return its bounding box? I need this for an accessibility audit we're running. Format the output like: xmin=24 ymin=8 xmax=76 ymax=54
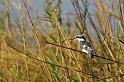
xmin=70 ymin=34 xmax=86 ymax=41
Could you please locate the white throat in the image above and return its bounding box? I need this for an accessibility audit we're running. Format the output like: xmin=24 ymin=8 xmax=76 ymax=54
xmin=77 ymin=38 xmax=85 ymax=41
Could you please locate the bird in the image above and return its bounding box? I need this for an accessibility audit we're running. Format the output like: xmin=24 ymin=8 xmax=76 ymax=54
xmin=71 ymin=34 xmax=94 ymax=58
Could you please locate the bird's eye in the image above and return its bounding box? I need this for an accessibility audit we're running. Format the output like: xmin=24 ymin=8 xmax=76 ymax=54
xmin=81 ymin=36 xmax=84 ymax=38
xmin=78 ymin=36 xmax=81 ymax=38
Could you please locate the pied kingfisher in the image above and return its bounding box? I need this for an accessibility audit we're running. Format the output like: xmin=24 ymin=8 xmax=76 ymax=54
xmin=71 ymin=34 xmax=94 ymax=58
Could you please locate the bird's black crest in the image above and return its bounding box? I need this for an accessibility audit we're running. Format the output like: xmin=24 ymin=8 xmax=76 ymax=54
xmin=75 ymin=34 xmax=86 ymax=39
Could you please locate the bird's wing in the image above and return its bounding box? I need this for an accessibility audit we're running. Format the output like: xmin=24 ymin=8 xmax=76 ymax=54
xmin=85 ymin=41 xmax=93 ymax=50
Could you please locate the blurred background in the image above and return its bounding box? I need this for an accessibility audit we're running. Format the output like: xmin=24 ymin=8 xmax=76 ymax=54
xmin=0 ymin=0 xmax=124 ymax=82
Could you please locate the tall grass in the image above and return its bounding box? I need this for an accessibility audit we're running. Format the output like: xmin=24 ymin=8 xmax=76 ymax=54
xmin=0 ymin=0 xmax=124 ymax=82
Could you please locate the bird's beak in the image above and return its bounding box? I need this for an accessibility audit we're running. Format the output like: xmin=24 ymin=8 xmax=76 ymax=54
xmin=69 ymin=38 xmax=75 ymax=40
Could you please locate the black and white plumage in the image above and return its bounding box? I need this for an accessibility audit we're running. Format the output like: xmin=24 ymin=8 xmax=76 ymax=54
xmin=73 ymin=34 xmax=94 ymax=58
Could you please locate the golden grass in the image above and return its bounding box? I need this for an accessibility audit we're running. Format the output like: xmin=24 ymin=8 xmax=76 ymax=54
xmin=0 ymin=0 xmax=124 ymax=82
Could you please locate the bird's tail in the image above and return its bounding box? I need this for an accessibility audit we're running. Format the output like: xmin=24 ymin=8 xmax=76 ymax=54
xmin=91 ymin=51 xmax=95 ymax=58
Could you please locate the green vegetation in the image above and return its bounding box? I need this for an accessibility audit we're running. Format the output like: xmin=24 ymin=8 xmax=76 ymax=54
xmin=0 ymin=0 xmax=124 ymax=82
